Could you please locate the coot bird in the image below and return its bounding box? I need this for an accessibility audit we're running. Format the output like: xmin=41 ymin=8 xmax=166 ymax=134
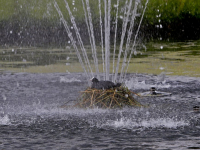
xmin=91 ymin=77 xmax=121 ymax=89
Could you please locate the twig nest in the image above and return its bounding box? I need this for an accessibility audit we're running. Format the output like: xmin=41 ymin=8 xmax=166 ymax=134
xmin=73 ymin=86 xmax=142 ymax=109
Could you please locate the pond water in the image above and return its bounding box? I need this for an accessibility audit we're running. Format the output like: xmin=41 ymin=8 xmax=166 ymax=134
xmin=0 ymin=72 xmax=200 ymax=149
xmin=0 ymin=41 xmax=200 ymax=149
xmin=1 ymin=40 xmax=200 ymax=76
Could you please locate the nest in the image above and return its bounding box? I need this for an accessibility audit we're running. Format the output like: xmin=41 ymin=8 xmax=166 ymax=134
xmin=73 ymin=86 xmax=142 ymax=109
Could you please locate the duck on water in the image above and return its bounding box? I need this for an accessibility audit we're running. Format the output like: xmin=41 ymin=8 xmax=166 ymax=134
xmin=91 ymin=77 xmax=121 ymax=90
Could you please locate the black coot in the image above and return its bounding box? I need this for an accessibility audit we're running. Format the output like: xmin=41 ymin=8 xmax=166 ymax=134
xmin=91 ymin=77 xmax=121 ymax=89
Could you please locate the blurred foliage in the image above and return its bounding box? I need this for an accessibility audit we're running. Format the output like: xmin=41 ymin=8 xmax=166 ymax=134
xmin=143 ymin=0 xmax=200 ymax=24
xmin=0 ymin=0 xmax=200 ymax=44
xmin=0 ymin=0 xmax=15 ymax=20
xmin=1 ymin=0 xmax=199 ymax=22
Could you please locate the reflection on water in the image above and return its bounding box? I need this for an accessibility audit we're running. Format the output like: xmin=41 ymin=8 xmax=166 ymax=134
xmin=1 ymin=41 xmax=200 ymax=76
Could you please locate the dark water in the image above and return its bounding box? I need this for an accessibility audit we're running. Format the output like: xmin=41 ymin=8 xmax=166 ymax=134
xmin=0 ymin=72 xmax=200 ymax=150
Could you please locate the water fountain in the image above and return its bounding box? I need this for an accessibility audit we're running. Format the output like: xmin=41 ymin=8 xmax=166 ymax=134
xmin=54 ymin=0 xmax=148 ymax=84
xmin=53 ymin=0 xmax=150 ymax=108
xmin=0 ymin=0 xmax=200 ymax=149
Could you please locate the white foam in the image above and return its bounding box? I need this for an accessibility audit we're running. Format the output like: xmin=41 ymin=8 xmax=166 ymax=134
xmin=60 ymin=77 xmax=81 ymax=83
xmin=125 ymin=78 xmax=171 ymax=90
xmin=103 ymin=117 xmax=189 ymax=129
xmin=0 ymin=115 xmax=11 ymax=125
xmin=6 ymin=102 xmax=109 ymax=118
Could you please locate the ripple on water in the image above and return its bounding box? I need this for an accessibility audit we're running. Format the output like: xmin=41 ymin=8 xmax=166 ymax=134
xmin=0 ymin=73 xmax=200 ymax=149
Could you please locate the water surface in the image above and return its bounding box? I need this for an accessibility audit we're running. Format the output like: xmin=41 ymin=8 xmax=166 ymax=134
xmin=1 ymin=41 xmax=200 ymax=76
xmin=0 ymin=73 xmax=200 ymax=149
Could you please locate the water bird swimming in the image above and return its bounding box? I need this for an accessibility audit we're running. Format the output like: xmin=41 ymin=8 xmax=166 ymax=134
xmin=150 ymin=87 xmax=157 ymax=95
xmin=91 ymin=77 xmax=121 ymax=89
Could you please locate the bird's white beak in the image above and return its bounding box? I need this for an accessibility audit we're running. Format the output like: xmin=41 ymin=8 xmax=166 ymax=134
xmin=90 ymin=77 xmax=94 ymax=81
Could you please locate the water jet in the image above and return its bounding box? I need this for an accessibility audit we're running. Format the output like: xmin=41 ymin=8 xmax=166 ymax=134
xmin=54 ymin=0 xmax=149 ymax=107
xmin=54 ymin=0 xmax=149 ymax=83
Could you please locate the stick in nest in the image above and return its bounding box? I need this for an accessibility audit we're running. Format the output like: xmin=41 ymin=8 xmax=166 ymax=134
xmin=73 ymin=86 xmax=143 ymax=109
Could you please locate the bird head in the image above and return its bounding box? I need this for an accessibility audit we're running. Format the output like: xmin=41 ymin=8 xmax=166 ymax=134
xmin=90 ymin=77 xmax=99 ymax=82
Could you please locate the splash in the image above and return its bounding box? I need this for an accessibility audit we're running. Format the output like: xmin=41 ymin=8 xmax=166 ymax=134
xmin=60 ymin=76 xmax=81 ymax=83
xmin=103 ymin=116 xmax=189 ymax=129
xmin=0 ymin=115 xmax=11 ymax=125
xmin=125 ymin=77 xmax=171 ymax=90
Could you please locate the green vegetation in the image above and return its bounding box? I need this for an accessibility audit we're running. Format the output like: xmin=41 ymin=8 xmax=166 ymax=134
xmin=0 ymin=0 xmax=200 ymax=46
xmin=1 ymin=0 xmax=199 ymax=23
xmin=142 ymin=0 xmax=200 ymax=40
xmin=144 ymin=0 xmax=200 ymax=24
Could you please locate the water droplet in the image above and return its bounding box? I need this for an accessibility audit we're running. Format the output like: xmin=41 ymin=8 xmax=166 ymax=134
xmin=66 ymin=70 xmax=70 ymax=74
xmin=160 ymin=24 xmax=163 ymax=28
xmin=66 ymin=63 xmax=70 ymax=66
xmin=2 ymin=94 xmax=6 ymax=101
xmin=159 ymin=67 xmax=164 ymax=70
xmin=142 ymin=44 xmax=147 ymax=51
xmin=66 ymin=46 xmax=70 ymax=49
xmin=114 ymin=4 xmax=118 ymax=8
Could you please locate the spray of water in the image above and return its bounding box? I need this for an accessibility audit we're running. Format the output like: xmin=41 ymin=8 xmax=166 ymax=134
xmin=54 ymin=0 xmax=149 ymax=83
xmin=98 ymin=0 xmax=105 ymax=80
xmin=119 ymin=1 xmax=139 ymax=82
xmin=123 ymin=0 xmax=149 ymax=81
xmin=112 ymin=0 xmax=119 ymax=82
xmin=54 ymin=1 xmax=92 ymax=85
